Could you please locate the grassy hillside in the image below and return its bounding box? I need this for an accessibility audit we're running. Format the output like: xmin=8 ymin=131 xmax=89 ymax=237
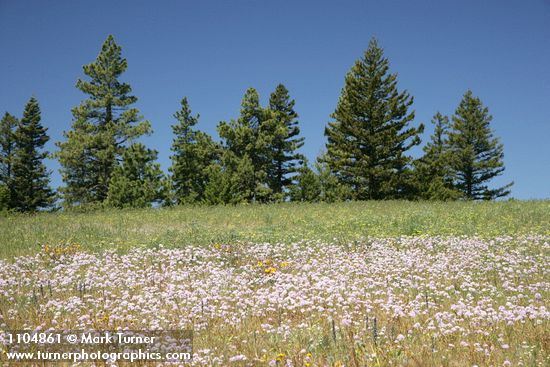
xmin=1 ymin=201 xmax=549 ymax=365
xmin=1 ymin=200 xmax=549 ymax=258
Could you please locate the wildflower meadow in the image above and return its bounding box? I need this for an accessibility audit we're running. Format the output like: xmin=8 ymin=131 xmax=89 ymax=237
xmin=0 ymin=201 xmax=549 ymax=366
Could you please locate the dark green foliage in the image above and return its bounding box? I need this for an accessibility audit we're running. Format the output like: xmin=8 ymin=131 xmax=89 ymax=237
xmin=324 ymin=38 xmax=424 ymax=200
xmin=215 ymin=86 xmax=305 ymax=204
xmin=56 ymin=35 xmax=151 ymax=207
xmin=289 ymin=159 xmax=321 ymax=202
xmin=106 ymin=143 xmax=166 ymax=208
xmin=4 ymin=34 xmax=511 ymax=207
xmin=225 ymin=151 xmax=257 ymax=204
xmin=447 ymin=91 xmax=512 ymax=200
xmin=201 ymin=154 xmax=251 ymax=205
xmin=0 ymin=112 xmax=18 ymax=205
xmin=169 ymin=97 xmax=219 ymax=204
xmin=415 ymin=113 xmax=461 ymax=200
xmin=288 ymin=152 xmax=350 ymax=203
xmin=9 ymin=97 xmax=54 ymax=211
xmin=217 ymin=88 xmax=273 ymax=203
xmin=315 ymin=156 xmax=351 ymax=202
xmin=201 ymin=163 xmax=227 ymax=205
xmin=0 ymin=184 xmax=9 ymax=211
xmin=266 ymin=84 xmax=304 ymax=198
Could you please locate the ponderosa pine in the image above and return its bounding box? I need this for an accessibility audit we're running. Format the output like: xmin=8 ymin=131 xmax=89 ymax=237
xmin=56 ymin=35 xmax=151 ymax=207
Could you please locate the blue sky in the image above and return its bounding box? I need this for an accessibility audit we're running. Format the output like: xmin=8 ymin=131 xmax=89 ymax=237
xmin=1 ymin=0 xmax=549 ymax=199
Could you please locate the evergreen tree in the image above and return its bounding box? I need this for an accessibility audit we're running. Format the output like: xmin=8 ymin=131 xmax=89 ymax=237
xmin=447 ymin=90 xmax=512 ymax=200
xmin=10 ymin=97 xmax=54 ymax=211
xmin=217 ymin=88 xmax=272 ymax=203
xmin=0 ymin=112 xmax=18 ymax=205
xmin=266 ymin=84 xmax=304 ymax=199
xmin=0 ymin=184 xmax=9 ymax=211
xmin=56 ymin=35 xmax=151 ymax=207
xmin=202 ymin=163 xmax=227 ymax=205
xmin=106 ymin=143 xmax=165 ymax=208
xmin=415 ymin=113 xmax=461 ymax=200
xmin=324 ymin=38 xmax=424 ymax=200
xmin=202 ymin=152 xmax=255 ymax=205
xmin=315 ymin=155 xmax=351 ymax=202
xmin=169 ymin=97 xmax=219 ymax=204
xmin=289 ymin=159 xmax=321 ymax=202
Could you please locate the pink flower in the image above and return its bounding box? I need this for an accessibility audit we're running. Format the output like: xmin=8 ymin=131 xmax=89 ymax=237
xmin=229 ymin=354 xmax=247 ymax=362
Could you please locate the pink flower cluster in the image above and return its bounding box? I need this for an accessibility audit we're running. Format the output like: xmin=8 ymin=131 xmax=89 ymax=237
xmin=0 ymin=235 xmax=548 ymax=366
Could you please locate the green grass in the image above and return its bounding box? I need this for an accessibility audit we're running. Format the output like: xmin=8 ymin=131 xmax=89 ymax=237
xmin=1 ymin=200 xmax=549 ymax=258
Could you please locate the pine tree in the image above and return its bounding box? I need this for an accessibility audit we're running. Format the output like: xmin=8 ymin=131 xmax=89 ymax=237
xmin=0 ymin=184 xmax=8 ymax=211
xmin=0 ymin=112 xmax=18 ymax=205
xmin=266 ymin=84 xmax=304 ymax=199
xmin=324 ymin=38 xmax=424 ymax=200
xmin=10 ymin=97 xmax=54 ymax=211
xmin=289 ymin=159 xmax=321 ymax=202
xmin=56 ymin=35 xmax=151 ymax=207
xmin=415 ymin=113 xmax=461 ymax=200
xmin=169 ymin=97 xmax=219 ymax=204
xmin=447 ymin=90 xmax=512 ymax=200
xmin=202 ymin=163 xmax=227 ymax=205
xmin=217 ymin=88 xmax=272 ymax=203
xmin=315 ymin=155 xmax=351 ymax=202
xmin=106 ymin=143 xmax=166 ymax=208
xmin=202 ymin=151 xmax=256 ymax=205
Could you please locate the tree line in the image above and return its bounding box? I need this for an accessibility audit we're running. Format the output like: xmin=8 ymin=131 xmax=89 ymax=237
xmin=0 ymin=36 xmax=512 ymax=212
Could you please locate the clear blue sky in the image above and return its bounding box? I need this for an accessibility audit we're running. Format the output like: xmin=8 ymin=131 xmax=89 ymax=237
xmin=1 ymin=0 xmax=549 ymax=199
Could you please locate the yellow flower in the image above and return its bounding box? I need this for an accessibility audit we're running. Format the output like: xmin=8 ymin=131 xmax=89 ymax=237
xmin=264 ymin=267 xmax=277 ymax=274
xmin=276 ymin=353 xmax=285 ymax=361
xmin=280 ymin=261 xmax=290 ymax=268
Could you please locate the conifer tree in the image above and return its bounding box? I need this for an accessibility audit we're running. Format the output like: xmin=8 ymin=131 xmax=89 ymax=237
xmin=415 ymin=113 xmax=461 ymax=200
xmin=289 ymin=159 xmax=321 ymax=202
xmin=106 ymin=143 xmax=165 ymax=208
xmin=0 ymin=112 xmax=18 ymax=203
xmin=266 ymin=84 xmax=304 ymax=199
xmin=217 ymin=88 xmax=272 ymax=202
xmin=169 ymin=97 xmax=219 ymax=204
xmin=324 ymin=38 xmax=424 ymax=200
xmin=0 ymin=184 xmax=8 ymax=211
xmin=202 ymin=163 xmax=227 ymax=205
xmin=0 ymin=112 xmax=18 ymax=210
xmin=201 ymin=152 xmax=253 ymax=205
xmin=315 ymin=155 xmax=351 ymax=202
xmin=10 ymin=97 xmax=54 ymax=211
xmin=447 ymin=91 xmax=512 ymax=200
xmin=56 ymin=35 xmax=151 ymax=206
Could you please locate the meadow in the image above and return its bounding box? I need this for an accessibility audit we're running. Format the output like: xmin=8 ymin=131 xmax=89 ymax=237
xmin=0 ymin=201 xmax=549 ymax=366
xmin=1 ymin=200 xmax=549 ymax=259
